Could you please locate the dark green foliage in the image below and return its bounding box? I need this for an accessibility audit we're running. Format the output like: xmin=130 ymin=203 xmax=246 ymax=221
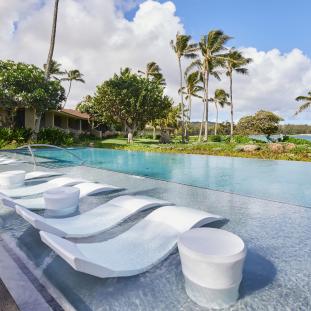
xmin=37 ymin=128 xmax=74 ymax=146
xmin=209 ymin=135 xmax=222 ymax=142
xmin=283 ymin=136 xmax=311 ymax=146
xmin=0 ymin=128 xmax=32 ymax=144
xmin=0 ymin=60 xmax=66 ymax=122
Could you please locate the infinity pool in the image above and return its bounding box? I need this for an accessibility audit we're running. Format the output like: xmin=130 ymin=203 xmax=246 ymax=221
xmin=29 ymin=148 xmax=311 ymax=207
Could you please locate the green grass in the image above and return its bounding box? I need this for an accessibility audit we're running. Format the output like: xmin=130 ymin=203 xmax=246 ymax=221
xmin=75 ymin=136 xmax=311 ymax=162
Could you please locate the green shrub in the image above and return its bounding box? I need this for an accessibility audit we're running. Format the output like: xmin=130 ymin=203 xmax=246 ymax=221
xmin=209 ymin=135 xmax=222 ymax=142
xmin=282 ymin=135 xmax=311 ymax=145
xmin=232 ymin=135 xmax=255 ymax=144
xmin=0 ymin=128 xmax=32 ymax=145
xmin=37 ymin=128 xmax=74 ymax=146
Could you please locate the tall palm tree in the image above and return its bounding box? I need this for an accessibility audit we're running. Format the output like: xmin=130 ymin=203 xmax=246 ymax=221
xmin=295 ymin=91 xmax=311 ymax=114
xmin=43 ymin=59 xmax=64 ymax=80
xmin=61 ymin=69 xmax=85 ymax=108
xmin=209 ymin=89 xmax=230 ymax=135
xmin=34 ymin=0 xmax=59 ymax=136
xmin=138 ymin=62 xmax=166 ymax=85
xmin=224 ymin=48 xmax=252 ymax=139
xmin=170 ymin=33 xmax=197 ymax=142
xmin=187 ymin=30 xmax=231 ymax=141
xmin=182 ymin=71 xmax=203 ymax=135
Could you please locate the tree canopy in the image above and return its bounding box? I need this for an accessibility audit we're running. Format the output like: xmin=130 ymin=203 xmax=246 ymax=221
xmin=237 ymin=110 xmax=283 ymax=137
xmin=0 ymin=60 xmax=66 ymax=122
xmin=79 ymin=68 xmax=173 ymax=134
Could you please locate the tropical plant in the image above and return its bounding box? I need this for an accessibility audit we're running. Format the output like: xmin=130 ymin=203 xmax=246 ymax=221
xmin=237 ymin=110 xmax=283 ymax=138
xmin=209 ymin=89 xmax=230 ymax=134
xmin=224 ymin=48 xmax=252 ymax=138
xmin=139 ymin=62 xmax=166 ymax=85
xmin=182 ymin=71 xmax=203 ymax=131
xmin=61 ymin=69 xmax=85 ymax=108
xmin=295 ymin=91 xmax=311 ymax=115
xmin=37 ymin=128 xmax=74 ymax=146
xmin=34 ymin=0 xmax=60 ymax=137
xmin=43 ymin=59 xmax=64 ymax=80
xmin=0 ymin=60 xmax=65 ymax=127
xmin=187 ymin=30 xmax=231 ymax=141
xmin=88 ymin=68 xmax=173 ymax=140
xmin=170 ymin=33 xmax=197 ymax=142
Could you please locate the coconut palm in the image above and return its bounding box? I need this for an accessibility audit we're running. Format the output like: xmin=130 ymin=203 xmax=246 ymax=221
xmin=139 ymin=62 xmax=166 ymax=85
xmin=209 ymin=89 xmax=230 ymax=135
xmin=61 ymin=69 xmax=85 ymax=108
xmin=34 ymin=0 xmax=59 ymax=137
xmin=43 ymin=59 xmax=64 ymax=80
xmin=181 ymin=71 xmax=203 ymax=137
xmin=170 ymin=33 xmax=197 ymax=142
xmin=187 ymin=30 xmax=231 ymax=141
xmin=295 ymin=91 xmax=311 ymax=115
xmin=224 ymin=48 xmax=252 ymax=138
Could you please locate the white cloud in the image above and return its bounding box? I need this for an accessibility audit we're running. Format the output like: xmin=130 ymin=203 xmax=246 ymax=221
xmin=1 ymin=0 xmax=311 ymax=123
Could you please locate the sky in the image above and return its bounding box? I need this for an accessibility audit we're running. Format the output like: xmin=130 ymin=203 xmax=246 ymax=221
xmin=0 ymin=0 xmax=311 ymax=124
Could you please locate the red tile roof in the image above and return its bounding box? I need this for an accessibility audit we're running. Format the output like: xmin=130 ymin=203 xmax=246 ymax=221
xmin=59 ymin=109 xmax=90 ymax=120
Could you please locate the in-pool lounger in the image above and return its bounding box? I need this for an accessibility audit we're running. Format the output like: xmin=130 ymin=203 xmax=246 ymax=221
xmin=25 ymin=171 xmax=63 ymax=180
xmin=14 ymin=195 xmax=173 ymax=238
xmin=13 ymin=182 xmax=122 ymax=210
xmin=0 ymin=159 xmax=26 ymax=165
xmin=0 ymin=177 xmax=87 ymax=198
xmin=40 ymin=206 xmax=223 ymax=278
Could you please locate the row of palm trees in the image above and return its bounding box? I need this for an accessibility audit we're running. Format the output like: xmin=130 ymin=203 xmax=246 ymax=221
xmin=44 ymin=60 xmax=85 ymax=108
xmin=170 ymin=31 xmax=252 ymax=142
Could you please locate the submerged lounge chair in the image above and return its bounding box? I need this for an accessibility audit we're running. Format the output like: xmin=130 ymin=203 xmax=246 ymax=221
xmin=40 ymin=206 xmax=223 ymax=278
xmin=15 ymin=195 xmax=173 ymax=238
xmin=0 ymin=159 xmax=26 ymax=165
xmin=25 ymin=171 xmax=63 ymax=180
xmin=13 ymin=182 xmax=122 ymax=210
xmin=0 ymin=177 xmax=87 ymax=198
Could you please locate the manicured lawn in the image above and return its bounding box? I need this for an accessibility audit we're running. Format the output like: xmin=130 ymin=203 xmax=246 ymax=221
xmin=76 ymin=136 xmax=311 ymax=162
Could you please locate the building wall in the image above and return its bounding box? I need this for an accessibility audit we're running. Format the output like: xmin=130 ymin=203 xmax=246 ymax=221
xmin=24 ymin=108 xmax=35 ymax=129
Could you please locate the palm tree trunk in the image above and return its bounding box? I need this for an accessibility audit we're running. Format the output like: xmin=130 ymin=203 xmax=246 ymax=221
xmin=198 ymin=100 xmax=205 ymax=142
xmin=214 ymin=103 xmax=219 ymax=135
xmin=63 ymin=80 xmax=72 ymax=108
xmin=153 ymin=126 xmax=156 ymax=140
xmin=230 ymin=72 xmax=234 ymax=139
xmin=204 ymin=71 xmax=209 ymax=141
xmin=34 ymin=0 xmax=59 ymax=138
xmin=178 ymin=57 xmax=185 ymax=143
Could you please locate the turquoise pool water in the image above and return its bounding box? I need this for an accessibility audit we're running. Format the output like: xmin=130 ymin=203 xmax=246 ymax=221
xmin=29 ymin=148 xmax=311 ymax=207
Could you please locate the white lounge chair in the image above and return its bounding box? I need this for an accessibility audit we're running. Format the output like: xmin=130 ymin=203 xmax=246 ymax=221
xmin=40 ymin=206 xmax=223 ymax=278
xmin=13 ymin=182 xmax=122 ymax=210
xmin=15 ymin=195 xmax=173 ymax=238
xmin=0 ymin=177 xmax=87 ymax=198
xmin=0 ymin=159 xmax=25 ymax=165
xmin=25 ymin=171 xmax=63 ymax=180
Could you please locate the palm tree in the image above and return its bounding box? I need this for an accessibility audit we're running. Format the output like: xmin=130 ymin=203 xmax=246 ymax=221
xmin=34 ymin=0 xmax=59 ymax=136
xmin=295 ymin=91 xmax=311 ymax=114
xmin=138 ymin=62 xmax=166 ymax=85
xmin=187 ymin=30 xmax=231 ymax=141
xmin=182 ymin=71 xmax=203 ymax=135
xmin=170 ymin=33 xmax=197 ymax=142
xmin=43 ymin=59 xmax=64 ymax=80
xmin=224 ymin=48 xmax=252 ymax=138
xmin=61 ymin=69 xmax=85 ymax=108
xmin=209 ymin=89 xmax=230 ymax=134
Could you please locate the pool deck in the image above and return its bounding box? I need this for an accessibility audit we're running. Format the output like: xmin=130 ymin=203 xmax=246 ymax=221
xmin=0 ymin=160 xmax=311 ymax=310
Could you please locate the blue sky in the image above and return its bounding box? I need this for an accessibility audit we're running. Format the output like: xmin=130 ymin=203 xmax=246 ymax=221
xmin=127 ymin=0 xmax=311 ymax=57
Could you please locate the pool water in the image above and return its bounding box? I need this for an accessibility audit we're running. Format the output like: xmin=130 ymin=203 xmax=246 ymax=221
xmin=30 ymin=148 xmax=311 ymax=207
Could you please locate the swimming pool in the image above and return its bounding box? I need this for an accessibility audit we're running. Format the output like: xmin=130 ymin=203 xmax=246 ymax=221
xmin=29 ymin=147 xmax=311 ymax=207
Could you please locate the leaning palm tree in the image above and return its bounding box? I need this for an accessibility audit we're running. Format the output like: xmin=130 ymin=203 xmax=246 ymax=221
xmin=170 ymin=33 xmax=197 ymax=142
xmin=209 ymin=89 xmax=230 ymax=134
xmin=43 ymin=59 xmax=64 ymax=80
xmin=224 ymin=48 xmax=252 ymax=138
xmin=187 ymin=30 xmax=231 ymax=141
xmin=61 ymin=69 xmax=85 ymax=108
xmin=139 ymin=62 xmax=166 ymax=85
xmin=182 ymin=71 xmax=203 ymax=135
xmin=295 ymin=91 xmax=311 ymax=115
xmin=34 ymin=0 xmax=59 ymax=137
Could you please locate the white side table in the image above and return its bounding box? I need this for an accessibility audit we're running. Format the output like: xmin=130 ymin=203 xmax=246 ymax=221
xmin=44 ymin=187 xmax=80 ymax=216
xmin=0 ymin=170 xmax=26 ymax=189
xmin=178 ymin=228 xmax=246 ymax=309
